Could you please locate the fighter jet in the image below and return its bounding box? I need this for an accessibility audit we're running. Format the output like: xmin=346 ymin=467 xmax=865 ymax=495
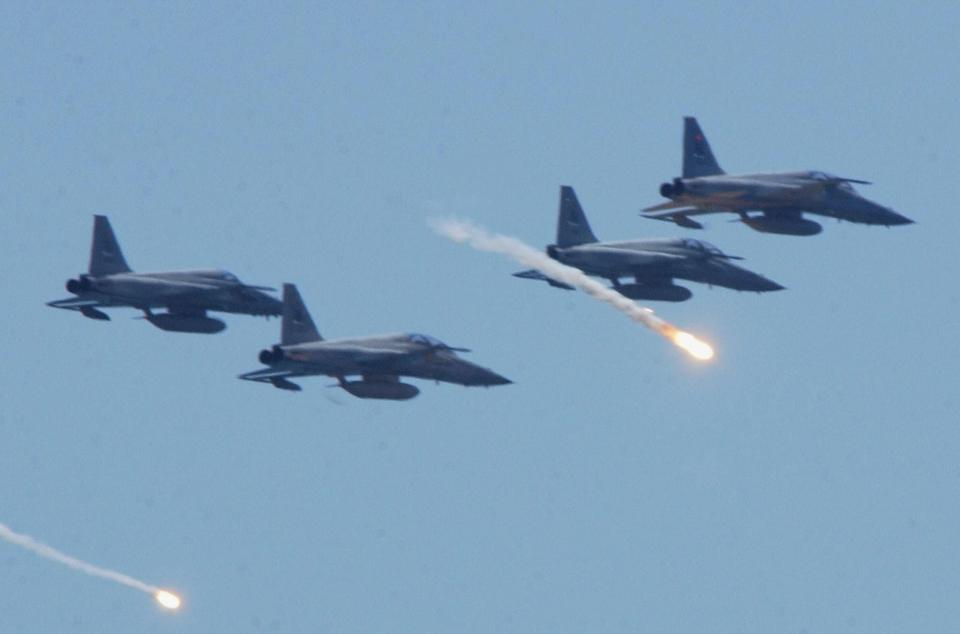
xmin=238 ymin=284 xmax=511 ymax=400
xmin=514 ymin=186 xmax=784 ymax=301
xmin=642 ymin=117 xmax=914 ymax=235
xmin=47 ymin=215 xmax=282 ymax=333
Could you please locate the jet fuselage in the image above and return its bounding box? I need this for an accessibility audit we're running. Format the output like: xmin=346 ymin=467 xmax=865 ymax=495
xmin=258 ymin=333 xmax=511 ymax=387
xmin=660 ymin=170 xmax=912 ymax=228
xmin=547 ymin=237 xmax=784 ymax=293
xmin=67 ymin=269 xmax=282 ymax=316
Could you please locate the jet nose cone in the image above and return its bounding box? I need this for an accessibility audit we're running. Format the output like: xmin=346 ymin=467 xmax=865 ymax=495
xmin=759 ymin=278 xmax=786 ymax=292
xmin=883 ymin=210 xmax=914 ymax=226
xmin=725 ymin=264 xmax=786 ymax=292
xmin=471 ymin=366 xmax=513 ymax=386
xmin=483 ymin=372 xmax=513 ymax=386
xmin=733 ymin=271 xmax=785 ymax=292
xmin=861 ymin=202 xmax=914 ymax=226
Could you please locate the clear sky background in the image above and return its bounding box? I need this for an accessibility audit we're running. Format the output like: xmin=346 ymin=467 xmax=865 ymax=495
xmin=2 ymin=2 xmax=958 ymax=632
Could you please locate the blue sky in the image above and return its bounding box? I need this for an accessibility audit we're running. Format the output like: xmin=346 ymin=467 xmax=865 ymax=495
xmin=2 ymin=2 xmax=958 ymax=632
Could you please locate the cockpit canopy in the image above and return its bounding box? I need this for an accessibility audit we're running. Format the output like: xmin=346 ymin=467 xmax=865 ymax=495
xmin=196 ymin=270 xmax=240 ymax=282
xmin=406 ymin=333 xmax=447 ymax=348
xmin=809 ymin=170 xmax=854 ymax=191
xmin=680 ymin=238 xmax=725 ymax=257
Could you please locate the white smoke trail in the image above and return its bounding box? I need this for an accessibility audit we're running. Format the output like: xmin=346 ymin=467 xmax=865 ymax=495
xmin=431 ymin=217 xmax=714 ymax=360
xmin=0 ymin=520 xmax=181 ymax=609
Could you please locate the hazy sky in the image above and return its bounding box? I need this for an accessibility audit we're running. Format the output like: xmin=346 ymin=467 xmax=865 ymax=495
xmin=2 ymin=2 xmax=958 ymax=632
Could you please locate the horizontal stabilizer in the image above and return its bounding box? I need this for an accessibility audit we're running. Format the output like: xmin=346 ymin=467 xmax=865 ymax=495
xmin=47 ymin=297 xmax=104 ymax=310
xmin=238 ymin=367 xmax=302 ymax=387
xmin=48 ymin=297 xmax=114 ymax=319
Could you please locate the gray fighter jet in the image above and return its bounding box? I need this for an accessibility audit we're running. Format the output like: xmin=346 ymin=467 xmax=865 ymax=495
xmin=238 ymin=284 xmax=511 ymax=400
xmin=642 ymin=117 xmax=914 ymax=235
xmin=48 ymin=215 xmax=282 ymax=333
xmin=514 ymin=186 xmax=784 ymax=301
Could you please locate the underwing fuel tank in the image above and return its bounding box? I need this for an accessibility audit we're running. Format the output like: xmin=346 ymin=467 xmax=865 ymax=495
xmin=340 ymin=380 xmax=420 ymax=400
xmin=80 ymin=306 xmax=110 ymax=320
xmin=670 ymin=215 xmax=704 ymax=230
xmin=741 ymin=216 xmax=823 ymax=236
xmin=615 ymin=283 xmax=693 ymax=302
xmin=145 ymin=313 xmax=226 ymax=334
xmin=270 ymin=377 xmax=301 ymax=391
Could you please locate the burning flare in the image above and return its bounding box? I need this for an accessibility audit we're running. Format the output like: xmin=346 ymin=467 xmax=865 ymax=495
xmin=155 ymin=590 xmax=182 ymax=610
xmin=668 ymin=330 xmax=715 ymax=361
xmin=431 ymin=218 xmax=716 ymax=361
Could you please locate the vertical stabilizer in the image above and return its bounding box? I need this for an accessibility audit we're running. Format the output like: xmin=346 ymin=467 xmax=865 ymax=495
xmin=88 ymin=215 xmax=131 ymax=276
xmin=682 ymin=117 xmax=725 ymax=178
xmin=281 ymin=283 xmax=322 ymax=345
xmin=555 ymin=186 xmax=598 ymax=247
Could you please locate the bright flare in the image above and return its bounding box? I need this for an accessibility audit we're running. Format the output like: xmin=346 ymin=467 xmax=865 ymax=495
xmin=671 ymin=331 xmax=715 ymax=361
xmin=155 ymin=590 xmax=181 ymax=610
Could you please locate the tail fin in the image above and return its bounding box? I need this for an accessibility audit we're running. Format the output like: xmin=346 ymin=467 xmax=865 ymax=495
xmin=281 ymin=283 xmax=322 ymax=345
xmin=88 ymin=215 xmax=131 ymax=276
xmin=555 ymin=186 xmax=598 ymax=247
xmin=683 ymin=117 xmax=725 ymax=178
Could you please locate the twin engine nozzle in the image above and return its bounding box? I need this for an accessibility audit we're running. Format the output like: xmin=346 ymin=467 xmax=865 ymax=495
xmin=66 ymin=276 xmax=93 ymax=294
xmin=259 ymin=345 xmax=284 ymax=365
xmin=659 ymin=177 xmax=686 ymax=198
